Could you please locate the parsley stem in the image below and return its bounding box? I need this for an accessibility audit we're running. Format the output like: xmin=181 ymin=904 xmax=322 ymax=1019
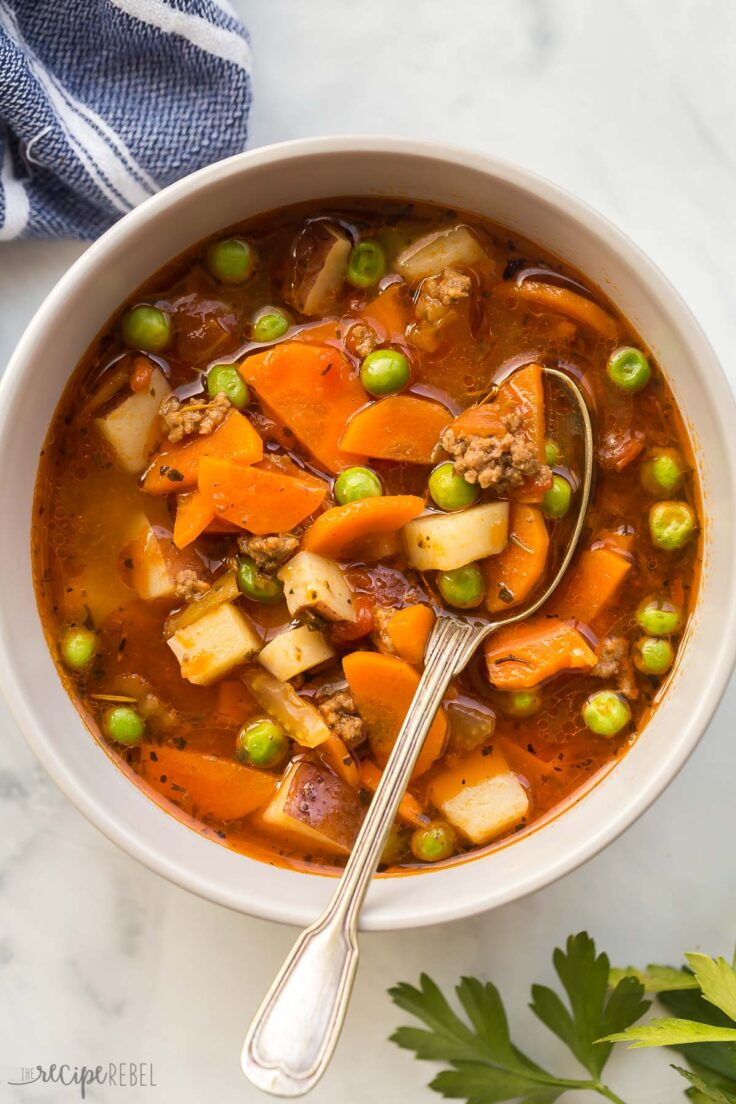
xmin=593 ymin=1083 xmax=629 ymax=1104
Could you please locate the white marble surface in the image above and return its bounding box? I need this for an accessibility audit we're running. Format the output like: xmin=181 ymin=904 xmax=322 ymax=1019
xmin=2 ymin=2 xmax=735 ymax=1100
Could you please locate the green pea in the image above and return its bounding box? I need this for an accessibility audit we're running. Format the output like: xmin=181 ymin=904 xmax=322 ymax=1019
xmin=235 ymin=718 xmax=289 ymax=769
xmin=104 ymin=706 xmax=145 ymax=746
xmin=252 ymin=309 xmax=289 ymax=343
xmin=60 ymin=626 xmax=96 ymax=671
xmin=635 ymin=595 xmax=683 ymax=637
xmin=649 ymin=500 xmax=697 ymax=551
xmin=381 ymin=823 xmax=411 ymax=866
xmin=205 ymin=237 xmax=256 ymax=284
xmin=542 ymin=474 xmax=573 ymax=519
xmin=437 ymin=564 xmax=485 ymax=609
xmin=582 ymin=690 xmax=631 ymax=737
xmin=411 ymin=821 xmax=457 ymax=863
xmin=206 ymin=363 xmax=250 ymax=409
xmin=634 ymin=636 xmax=675 ymax=676
xmin=640 ymin=448 xmax=686 ymax=495
xmin=237 ymin=557 xmax=284 ymax=604
xmin=122 ymin=304 xmax=171 ymax=353
xmin=360 ymin=348 xmax=410 ymax=396
xmin=607 ymin=346 xmax=651 ymax=393
xmin=544 ymin=439 xmax=562 ymax=466
xmin=346 ymin=240 xmax=386 ymax=289
xmin=334 ymin=466 xmax=383 ymax=505
xmin=428 ymin=462 xmax=480 ymax=511
xmin=501 ymin=689 xmax=542 ymax=719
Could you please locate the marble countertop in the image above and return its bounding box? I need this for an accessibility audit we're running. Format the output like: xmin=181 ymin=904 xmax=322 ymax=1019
xmin=2 ymin=2 xmax=735 ymax=1100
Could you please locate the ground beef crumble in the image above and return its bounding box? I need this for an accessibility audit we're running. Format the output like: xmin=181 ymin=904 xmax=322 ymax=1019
xmin=159 ymin=391 xmax=231 ymax=443
xmin=316 ymin=689 xmax=366 ymax=749
xmin=591 ymin=635 xmax=639 ymax=700
xmin=371 ymin=606 xmax=397 ymax=655
xmin=345 ymin=321 xmax=379 ymax=359
xmin=237 ymin=533 xmax=299 ymax=573
xmin=174 ymin=569 xmax=211 ymax=602
xmin=415 ymin=266 xmax=472 ymax=324
xmin=440 ymin=411 xmax=550 ymax=493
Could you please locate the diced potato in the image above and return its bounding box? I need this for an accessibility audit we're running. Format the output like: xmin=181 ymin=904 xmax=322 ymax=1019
xmin=260 ymin=760 xmax=364 ymax=857
xmin=403 ymin=502 xmax=509 ymax=572
xmin=168 ymin=603 xmax=261 ymax=686
xmin=258 ymin=624 xmax=335 ymax=682
xmin=163 ymin=569 xmax=239 ymax=639
xmin=428 ymin=746 xmax=529 ymax=845
xmin=396 ymin=225 xmax=486 ymax=283
xmin=128 ymin=518 xmax=176 ymax=600
xmin=94 ymin=366 xmax=170 ymax=474
xmin=278 ymin=551 xmax=356 ymax=623
xmin=242 ymin=668 xmax=330 ymax=748
xmin=289 ymin=221 xmax=351 ymax=316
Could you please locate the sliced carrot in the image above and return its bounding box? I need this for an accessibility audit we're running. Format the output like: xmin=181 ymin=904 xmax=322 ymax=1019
xmin=484 ymin=618 xmax=597 ymax=689
xmin=317 ymin=734 xmax=361 ymax=789
xmin=142 ymin=410 xmax=263 ymax=494
xmin=499 ymin=738 xmax=557 ymax=792
xmin=215 ymin=680 xmax=258 ymax=726
xmin=198 ymin=455 xmax=327 ymax=535
xmin=301 ymin=495 xmax=425 ymax=559
xmin=239 ymin=342 xmax=367 ymax=473
xmin=448 ymin=363 xmax=551 ymax=502
xmin=484 ymin=503 xmax=549 ymax=613
xmin=547 ymin=533 xmax=633 ymax=626
xmin=140 ymin=745 xmax=276 ymax=821
xmin=506 ymin=281 xmax=619 ymax=341
xmin=339 ymin=395 xmax=451 ymax=464
xmin=173 ymin=489 xmax=216 ymax=548
xmin=291 ymin=320 xmax=342 ymax=347
xmin=358 ymin=283 xmax=412 ymax=340
xmin=359 ymin=760 xmax=428 ymax=828
xmin=387 ymin=604 xmax=436 ymax=666
xmin=343 ymin=651 xmax=446 ymax=778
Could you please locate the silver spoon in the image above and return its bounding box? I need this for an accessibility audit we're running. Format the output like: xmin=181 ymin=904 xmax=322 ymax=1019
xmin=242 ymin=367 xmax=593 ymax=1097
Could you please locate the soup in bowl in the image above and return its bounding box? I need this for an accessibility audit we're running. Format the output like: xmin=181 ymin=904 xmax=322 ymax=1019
xmin=2 ymin=139 xmax=735 ymax=928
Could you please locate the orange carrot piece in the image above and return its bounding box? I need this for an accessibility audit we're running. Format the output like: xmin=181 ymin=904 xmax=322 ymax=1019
xmin=173 ymin=489 xmax=216 ymax=548
xmin=509 ymin=281 xmax=619 ymax=341
xmin=142 ymin=410 xmax=263 ymax=494
xmin=291 ymin=320 xmax=342 ymax=347
xmin=498 ymin=738 xmax=557 ymax=793
xmin=339 ymin=395 xmax=451 ymax=464
xmin=239 ymin=342 xmax=367 ymax=473
xmin=484 ymin=618 xmax=597 ymax=689
xmin=484 ymin=503 xmax=549 ymax=613
xmin=301 ymin=495 xmax=425 ymax=559
xmin=140 ymin=745 xmax=276 ymax=821
xmin=547 ymin=533 xmax=633 ymax=626
xmin=448 ymin=364 xmax=551 ymax=502
xmin=198 ymin=455 xmax=327 ymax=535
xmin=216 ymin=680 xmax=258 ymax=726
xmin=343 ymin=651 xmax=446 ymax=777
xmin=358 ymin=284 xmax=412 ymax=341
xmin=387 ymin=604 xmax=436 ymax=665
xmin=317 ymin=734 xmax=361 ymax=789
xmin=359 ymin=760 xmax=428 ymax=828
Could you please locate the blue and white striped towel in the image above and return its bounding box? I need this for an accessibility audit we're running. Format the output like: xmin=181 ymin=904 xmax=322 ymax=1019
xmin=0 ymin=0 xmax=252 ymax=240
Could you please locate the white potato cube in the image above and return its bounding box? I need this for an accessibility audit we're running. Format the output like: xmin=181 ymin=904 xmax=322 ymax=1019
xmin=258 ymin=625 xmax=335 ymax=683
xmin=428 ymin=746 xmax=529 ymax=845
xmin=168 ymin=603 xmax=261 ymax=686
xmin=396 ymin=225 xmax=486 ymax=283
xmin=242 ymin=668 xmax=330 ymax=748
xmin=278 ymin=551 xmax=356 ymax=623
xmin=403 ymin=502 xmax=509 ymax=572
xmin=129 ymin=519 xmax=175 ymax=600
xmin=294 ymin=223 xmax=352 ymax=316
xmin=94 ymin=366 xmax=171 ymax=474
xmin=260 ymin=760 xmax=364 ymax=856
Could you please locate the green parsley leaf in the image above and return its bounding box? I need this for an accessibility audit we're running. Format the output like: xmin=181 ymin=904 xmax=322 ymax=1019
xmin=609 ymin=965 xmax=700 ymax=993
xmin=686 ymin=955 xmax=736 ymax=1023
xmin=659 ymin=986 xmax=736 ymax=1086
xmin=674 ymin=1065 xmax=736 ymax=1103
xmin=602 ymin=1018 xmax=736 ymax=1049
xmin=530 ymin=932 xmax=649 ymax=1078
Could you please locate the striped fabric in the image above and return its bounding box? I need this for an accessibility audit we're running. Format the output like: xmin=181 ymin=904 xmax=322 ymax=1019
xmin=0 ymin=0 xmax=252 ymax=240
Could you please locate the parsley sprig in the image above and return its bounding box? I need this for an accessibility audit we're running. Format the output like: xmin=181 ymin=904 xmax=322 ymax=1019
xmin=389 ymin=932 xmax=647 ymax=1103
xmin=389 ymin=932 xmax=736 ymax=1103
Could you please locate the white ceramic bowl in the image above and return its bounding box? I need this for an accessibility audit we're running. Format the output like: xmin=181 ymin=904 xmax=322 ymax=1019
xmin=1 ymin=137 xmax=734 ymax=931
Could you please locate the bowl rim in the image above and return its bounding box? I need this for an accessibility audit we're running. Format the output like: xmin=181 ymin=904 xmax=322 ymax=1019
xmin=2 ymin=134 xmax=736 ymax=930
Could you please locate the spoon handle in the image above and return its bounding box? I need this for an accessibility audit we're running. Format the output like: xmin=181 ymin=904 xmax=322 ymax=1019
xmin=241 ymin=615 xmax=484 ymax=1097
